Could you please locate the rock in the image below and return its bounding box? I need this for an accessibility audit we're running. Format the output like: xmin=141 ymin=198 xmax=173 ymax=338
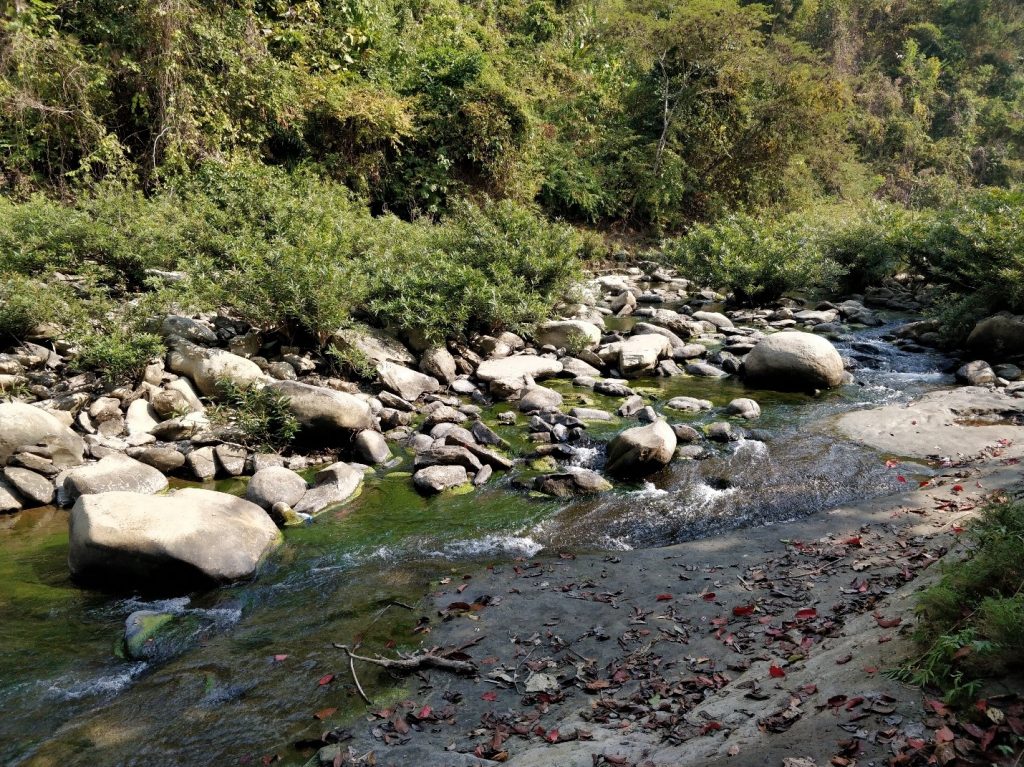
xmin=88 ymin=397 xmax=122 ymax=422
xmin=159 ymin=315 xmax=217 ymax=345
xmin=0 ymin=479 xmax=22 ymax=513
xmin=706 ymin=421 xmax=742 ymax=441
xmin=186 ymin=446 xmax=217 ymax=481
xmin=617 ymin=334 xmax=671 ymax=376
xmin=691 ymin=311 xmax=733 ymax=329
xmin=685 ymin=362 xmax=728 ymax=378
xmin=0 ymin=401 xmax=87 ymax=467
xmin=518 ymin=386 xmax=563 ymax=413
xmin=331 ymin=325 xmax=415 ymax=366
xmin=665 ymin=397 xmax=712 ymax=412
xmin=594 ymin=380 xmax=634 ymax=397
xmin=673 ymin=343 xmax=707 ymax=361
xmin=560 ymin=357 xmax=602 ymax=378
xmin=743 ymin=331 xmax=845 ymax=390
xmin=570 ymin=407 xmax=613 ymax=422
xmin=267 ymin=361 xmax=297 ymax=381
xmin=632 ymin=322 xmax=687 ymax=351
xmin=413 ymin=445 xmax=482 ymax=473
xmin=151 ymin=388 xmax=192 ymax=419
xmin=617 ymin=394 xmax=645 ymax=417
xmin=476 ymin=355 xmax=563 ymax=384
xmin=166 ymin=379 xmax=205 ymax=413
xmin=533 ymin=320 xmax=602 ymax=350
xmin=420 ymin=347 xmax=457 ymax=384
xmin=443 ymin=435 xmax=514 ymax=471
xmin=671 ymin=424 xmax=702 ymax=443
xmin=150 ymin=412 xmax=209 ymax=441
xmin=9 ymin=451 xmax=59 ymax=477
xmin=605 ymin=420 xmax=677 ymax=478
xmin=126 ymin=446 xmax=186 ymax=473
xmin=423 ymin=405 xmax=468 ymax=430
xmin=68 ymin=488 xmax=282 ymax=588
xmin=966 ymin=313 xmax=1024 ymax=357
xmin=471 ymin=421 xmax=505 ymax=447
xmin=267 ymin=380 xmax=374 ymax=442
xmin=956 ymin=360 xmax=997 ymax=386
xmin=62 ymin=454 xmax=168 ymax=504
xmin=2 ymin=466 xmax=54 ymax=507
xmin=126 ymin=399 xmax=159 ymax=436
xmin=535 ymin=467 xmax=612 ymax=497
xmin=413 ymin=465 xmax=468 ymax=495
xmin=294 ymin=462 xmax=363 ymax=515
xmin=168 ymin=341 xmax=267 ymax=397
xmin=246 ymin=466 xmax=308 ymax=511
xmin=995 ymin=363 xmax=1023 ymax=382
xmin=214 ymin=444 xmax=247 ymax=476
xmin=725 ymin=398 xmax=761 ymax=419
xmin=354 ymin=430 xmax=392 ymax=465
xmin=377 ymin=361 xmax=440 ymax=402
xmin=473 ymin=464 xmax=493 ymax=486
xmin=794 ymin=309 xmax=839 ymax=325
xmin=123 ymin=610 xmax=176 ymax=660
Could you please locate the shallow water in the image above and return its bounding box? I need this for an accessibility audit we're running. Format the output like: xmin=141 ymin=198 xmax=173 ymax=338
xmin=0 ymin=319 xmax=953 ymax=766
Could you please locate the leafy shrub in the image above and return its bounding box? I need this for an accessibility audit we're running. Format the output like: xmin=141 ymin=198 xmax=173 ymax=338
xmin=75 ymin=328 xmax=165 ymax=384
xmin=0 ymin=274 xmax=71 ymax=343
xmin=215 ymin=380 xmax=300 ymax=452
xmin=816 ymin=202 xmax=923 ymax=292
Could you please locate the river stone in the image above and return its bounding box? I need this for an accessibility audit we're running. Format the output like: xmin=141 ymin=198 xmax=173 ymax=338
xmin=519 ymin=386 xmax=563 ymax=413
xmin=413 ymin=465 xmax=468 ymax=495
xmin=470 ymin=421 xmax=505 ymax=447
xmin=535 ymin=467 xmax=612 ymax=497
xmin=126 ymin=399 xmax=159 ymax=436
xmin=533 ymin=320 xmax=602 ymax=350
xmin=605 ymin=420 xmax=677 ymax=478
xmin=420 ymin=347 xmax=457 ymax=384
xmin=63 ymin=454 xmax=168 ymax=504
xmin=476 ymin=355 xmax=563 ymax=383
xmin=123 ymin=610 xmax=176 ymax=660
xmin=691 ymin=311 xmax=733 ymax=329
xmin=956 ymin=360 xmax=997 ymax=386
xmin=570 ymin=407 xmax=613 ymax=422
xmin=166 ymin=378 xmax=205 ymax=413
xmin=126 ymin=446 xmax=186 ymax=473
xmin=267 ymin=380 xmax=374 ymax=442
xmin=293 ymin=462 xmax=363 ymax=515
xmin=159 ymin=315 xmax=217 ymax=345
xmin=186 ymin=446 xmax=217 ymax=481
xmin=0 ymin=401 xmax=87 ymax=467
xmin=673 ymin=343 xmax=707 ymax=361
xmin=354 ymin=430 xmax=392 ymax=465
xmin=0 ymin=479 xmax=22 ymax=513
xmin=168 ymin=341 xmax=267 ymax=397
xmin=666 ymin=397 xmax=712 ymax=412
xmin=2 ymin=466 xmax=54 ymax=507
xmin=331 ymin=325 xmax=415 ymax=366
xmin=246 ymin=466 xmax=308 ymax=511
xmin=443 ymin=435 xmax=514 ymax=471
xmin=632 ymin=322 xmax=687 ymax=351
xmin=966 ymin=312 xmax=1024 ymax=357
xmin=685 ymin=362 xmax=728 ymax=378
xmin=743 ymin=331 xmax=844 ymax=390
xmin=68 ymin=488 xmax=283 ymax=588
xmin=995 ymin=363 xmax=1023 ymax=382
xmin=617 ymin=334 xmax=671 ymax=376
xmin=214 ymin=444 xmax=247 ymax=477
xmin=151 ymin=388 xmax=192 ymax=419
xmin=617 ymin=394 xmax=645 ymax=417
xmin=150 ymin=412 xmax=209 ymax=441
xmin=672 ymin=424 xmax=703 ymax=443
xmin=378 ymin=360 xmax=440 ymax=402
xmin=560 ymin=357 xmax=602 ymax=378
xmin=88 ymin=397 xmax=122 ymax=422
xmin=413 ymin=445 xmax=482 ymax=473
xmin=725 ymin=398 xmax=761 ymax=419
xmin=706 ymin=421 xmax=742 ymax=442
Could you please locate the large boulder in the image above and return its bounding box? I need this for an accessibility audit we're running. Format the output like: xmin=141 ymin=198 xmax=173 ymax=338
xmin=167 ymin=341 xmax=267 ymax=397
xmin=331 ymin=325 xmax=415 ymax=366
xmin=476 ymin=355 xmax=563 ymax=383
xmin=743 ymin=331 xmax=845 ymax=390
xmin=267 ymin=380 xmax=374 ymax=443
xmin=63 ymin=454 xmax=169 ymax=504
xmin=605 ymin=420 xmax=677 ymax=478
xmin=293 ymin=462 xmax=363 ymax=516
xmin=377 ymin=360 xmax=440 ymax=402
xmin=966 ymin=313 xmax=1024 ymax=357
xmin=535 ymin=468 xmax=612 ymax=497
xmin=518 ymin=385 xmax=563 ymax=413
xmin=413 ymin=465 xmax=468 ymax=495
xmin=420 ymin=347 xmax=457 ymax=384
xmin=616 ymin=334 xmax=671 ymax=376
xmin=0 ymin=401 xmax=86 ymax=467
xmin=68 ymin=488 xmax=282 ymax=589
xmin=159 ymin=315 xmax=218 ymax=346
xmin=533 ymin=321 xmax=602 ymax=351
xmin=245 ymin=466 xmax=308 ymax=511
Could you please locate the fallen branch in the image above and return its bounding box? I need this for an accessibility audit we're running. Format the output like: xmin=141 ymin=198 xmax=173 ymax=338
xmin=334 ymin=644 xmax=478 ymax=676
xmin=348 ymin=650 xmax=373 ymax=705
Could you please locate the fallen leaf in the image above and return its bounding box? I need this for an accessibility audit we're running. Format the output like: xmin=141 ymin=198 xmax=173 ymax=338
xmin=874 ymin=614 xmax=902 ymax=629
xmin=795 ymin=608 xmax=818 ymax=620
xmin=897 ymin=475 xmax=907 ymax=483
xmin=769 ymin=665 xmax=786 ymax=679
xmin=273 ymin=654 xmax=288 ymax=662
xmin=702 ymin=592 xmax=716 ymax=602
xmin=732 ymin=604 xmax=755 ymax=616
xmin=481 ymin=691 xmax=498 ymax=702
xmin=656 ymin=593 xmax=673 ymax=602
xmin=317 ymin=674 xmax=334 ymax=686
xmin=313 ymin=707 xmax=337 ymax=720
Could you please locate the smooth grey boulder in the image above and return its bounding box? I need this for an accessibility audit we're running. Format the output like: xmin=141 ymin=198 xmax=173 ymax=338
xmin=126 ymin=446 xmax=186 ymax=474
xmin=966 ymin=313 xmax=1024 ymax=357
xmin=293 ymin=462 xmax=363 ymax=515
xmin=246 ymin=466 xmax=308 ymax=512
xmin=0 ymin=479 xmax=22 ymax=513
xmin=560 ymin=357 xmax=602 ymax=378
xmin=126 ymin=399 xmax=159 ymax=436
xmin=665 ymin=396 xmax=712 ymax=412
xmin=707 ymin=421 xmax=743 ymax=442
xmin=68 ymin=488 xmax=282 ymax=589
xmin=518 ymin=385 xmax=563 ymax=413
xmin=413 ymin=465 xmax=468 ymax=495
xmin=420 ymin=347 xmax=457 ymax=384
xmin=159 ymin=315 xmax=217 ymax=345
xmin=168 ymin=341 xmax=267 ymax=397
xmin=186 ymin=446 xmax=217 ymax=481
xmin=413 ymin=445 xmax=482 ymax=473
xmin=605 ymin=419 xmax=677 ymax=478
xmin=267 ymin=380 xmax=374 ymax=443
xmin=743 ymin=331 xmax=845 ymax=390
xmin=671 ymin=424 xmax=703 ymax=443
xmin=377 ymin=360 xmax=440 ymax=402
xmin=725 ymin=398 xmax=761 ymax=419
xmin=570 ymin=407 xmax=613 ymax=422
xmin=535 ymin=467 xmax=612 ymax=497
xmin=2 ymin=466 xmax=54 ymax=507
xmin=616 ymin=334 xmax=671 ymax=376
xmin=691 ymin=311 xmax=733 ymax=329
xmin=533 ymin=320 xmax=602 ymax=350
xmin=63 ymin=454 xmax=168 ymax=504
xmin=956 ymin=360 xmax=997 ymax=386
xmin=685 ymin=362 xmax=728 ymax=378
xmin=331 ymin=325 xmax=415 ymax=366
xmin=476 ymin=355 xmax=562 ymax=383
xmin=214 ymin=444 xmax=247 ymax=476
xmin=354 ymin=430 xmax=392 ymax=465
xmin=0 ymin=401 xmax=86 ymax=467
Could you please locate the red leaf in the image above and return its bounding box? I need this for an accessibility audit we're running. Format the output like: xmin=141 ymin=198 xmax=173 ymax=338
xmin=416 ymin=705 xmax=433 ymax=719
xmin=769 ymin=665 xmax=786 ymax=678
xmin=926 ymin=699 xmax=950 ymax=716
xmin=935 ymin=726 xmax=955 ymax=743
xmin=546 ymin=729 xmax=560 ymax=743
xmin=481 ymin=691 xmax=498 ymax=702
xmin=317 ymin=674 xmax=334 ymax=686
xmin=863 ymin=666 xmax=878 ymax=675
xmin=699 ymin=721 xmax=722 ymax=735
xmin=702 ymin=592 xmax=716 ymax=602
xmin=874 ymin=614 xmax=902 ymax=629
xmin=272 ymin=654 xmax=288 ymax=662
xmin=885 ymin=459 xmax=899 ymax=468
xmin=732 ymin=604 xmax=755 ymax=616
xmin=919 ymin=479 xmax=930 ymax=488
xmin=897 ymin=475 xmax=907 ymax=483
xmin=952 ymin=484 xmax=964 ymax=493
xmin=655 ymin=593 xmax=673 ymax=602
xmin=843 ymin=536 xmax=862 ymax=547
xmin=795 ymin=608 xmax=818 ymax=620
xmin=952 ymin=525 xmax=966 ymax=533
xmin=313 ymin=707 xmax=337 ymax=720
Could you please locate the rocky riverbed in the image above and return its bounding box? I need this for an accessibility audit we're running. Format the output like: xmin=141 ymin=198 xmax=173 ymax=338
xmin=2 ymin=266 xmax=1024 ymax=765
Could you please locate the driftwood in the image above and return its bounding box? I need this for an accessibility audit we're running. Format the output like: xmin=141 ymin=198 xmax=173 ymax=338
xmin=334 ymin=644 xmax=479 ymax=676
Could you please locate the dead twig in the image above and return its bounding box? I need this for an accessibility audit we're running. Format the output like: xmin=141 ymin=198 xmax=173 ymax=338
xmin=348 ymin=649 xmax=373 ymax=705
xmin=334 ymin=644 xmax=478 ymax=676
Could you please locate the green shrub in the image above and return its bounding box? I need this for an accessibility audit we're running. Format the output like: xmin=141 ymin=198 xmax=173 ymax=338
xmin=0 ymin=274 xmax=71 ymax=343
xmin=75 ymin=329 xmax=165 ymax=384
xmin=816 ymin=202 xmax=923 ymax=292
xmin=215 ymin=380 xmax=300 ymax=452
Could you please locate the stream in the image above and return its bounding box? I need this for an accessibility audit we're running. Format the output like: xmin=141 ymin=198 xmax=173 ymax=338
xmin=0 ymin=318 xmax=953 ymax=766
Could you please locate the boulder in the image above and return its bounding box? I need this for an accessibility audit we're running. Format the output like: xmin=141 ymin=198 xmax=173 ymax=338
xmin=0 ymin=401 xmax=86 ymax=467
xmin=68 ymin=488 xmax=282 ymax=589
xmin=420 ymin=347 xmax=457 ymax=384
xmin=413 ymin=445 xmax=482 ymax=473
xmin=2 ymin=466 xmax=54 ymax=507
xmin=570 ymin=407 xmax=613 ymax=422
xmin=377 ymin=360 xmax=440 ymax=402
xmin=354 ymin=430 xmax=392 ymax=465
xmin=743 ymin=331 xmax=844 ymax=390
xmin=476 ymin=355 xmax=562 ymax=383
xmin=617 ymin=334 xmax=671 ymax=376
xmin=665 ymin=397 xmax=712 ymax=412
xmin=706 ymin=421 xmax=742 ymax=442
xmin=533 ymin=321 xmax=602 ymax=351
xmin=442 ymin=435 xmax=514 ymax=471
xmin=186 ymin=446 xmax=217 ymax=481
xmin=956 ymin=360 xmax=997 ymax=386
xmin=267 ymin=380 xmax=374 ymax=442
xmin=0 ymin=479 xmax=22 ymax=513
xmin=159 ymin=315 xmax=217 ymax=345
xmin=413 ymin=465 xmax=468 ymax=495
xmin=518 ymin=386 xmax=563 ymax=413
xmin=725 ymin=398 xmax=761 ymax=419
xmin=685 ymin=362 xmax=728 ymax=378
xmin=671 ymin=424 xmax=703 ymax=443
xmin=560 ymin=357 xmax=602 ymax=378
xmin=605 ymin=420 xmax=677 ymax=478
xmin=168 ymin=341 xmax=267 ymax=397
xmin=246 ymin=466 xmax=308 ymax=512
xmin=966 ymin=313 xmax=1024 ymax=357
xmin=126 ymin=446 xmax=186 ymax=474
xmin=293 ymin=462 xmax=363 ymax=515
xmin=214 ymin=444 xmax=247 ymax=477
xmin=126 ymin=399 xmax=159 ymax=436
xmin=62 ymin=454 xmax=168 ymax=504
xmin=691 ymin=311 xmax=733 ymax=329
xmin=535 ymin=467 xmax=612 ymax=497
xmin=331 ymin=325 xmax=415 ymax=366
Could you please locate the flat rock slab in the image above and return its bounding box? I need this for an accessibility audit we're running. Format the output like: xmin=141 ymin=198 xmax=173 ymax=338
xmin=63 ymin=454 xmax=169 ymax=504
xmin=836 ymin=386 xmax=1024 ymax=459
xmin=475 ymin=355 xmax=562 ymax=383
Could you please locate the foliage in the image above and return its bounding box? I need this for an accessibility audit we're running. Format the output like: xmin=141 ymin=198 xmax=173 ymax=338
xmin=214 ymin=379 xmax=299 ymax=452
xmin=0 ymin=274 xmax=70 ymax=341
xmin=897 ymin=498 xmax=1024 ymax=702
xmin=75 ymin=328 xmax=164 ymax=383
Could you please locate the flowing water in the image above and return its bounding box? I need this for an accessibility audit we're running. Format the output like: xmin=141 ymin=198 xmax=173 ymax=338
xmin=0 ymin=319 xmax=953 ymax=766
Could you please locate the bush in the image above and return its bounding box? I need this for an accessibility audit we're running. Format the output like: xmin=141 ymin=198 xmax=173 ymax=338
xmin=0 ymin=274 xmax=72 ymax=342
xmin=215 ymin=380 xmax=300 ymax=452
xmin=75 ymin=328 xmax=165 ymax=384
xmin=816 ymin=202 xmax=922 ymax=292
